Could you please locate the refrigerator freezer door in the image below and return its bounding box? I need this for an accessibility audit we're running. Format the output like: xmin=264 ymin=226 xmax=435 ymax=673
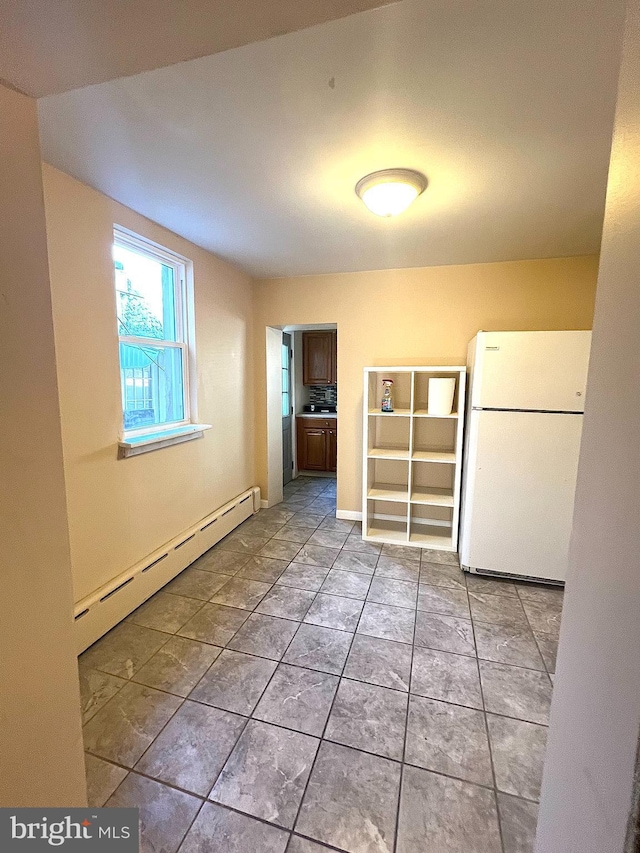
xmin=471 ymin=330 xmax=591 ymax=412
xmin=460 ymin=409 xmax=583 ymax=582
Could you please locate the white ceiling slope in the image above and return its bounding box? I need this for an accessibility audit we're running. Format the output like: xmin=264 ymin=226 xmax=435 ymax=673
xmin=0 ymin=0 xmax=394 ymax=97
xmin=38 ymin=0 xmax=625 ymax=278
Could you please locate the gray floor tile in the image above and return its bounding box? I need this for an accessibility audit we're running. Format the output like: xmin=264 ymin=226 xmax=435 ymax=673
xmin=411 ymin=646 xmax=483 ymax=709
xmin=227 ymin=613 xmax=299 ymax=659
xmin=195 ymin=549 xmax=250 ymax=575
xmin=520 ymin=600 xmax=562 ymax=639
xmin=479 ymin=661 xmax=553 ymax=724
xmin=165 ymin=568 xmax=233 ymax=600
xmin=332 ymin=551 xmax=378 ymax=575
xmin=189 ymin=649 xmax=277 ymax=715
xmin=319 ymin=517 xmax=354 ymax=534
xmin=319 ymin=569 xmax=371 ymax=599
xmin=259 ymin=507 xmax=297 ymax=525
xmin=83 ymin=681 xmax=181 ymax=767
xmin=177 ymin=602 xmax=249 ymax=646
xmin=276 ymin=563 xmax=330 ymax=592
xmin=466 ymin=573 xmax=518 ymax=597
xmin=342 ymin=535 xmax=382 ymax=555
xmin=259 ymin=539 xmax=303 ymax=561
xmin=303 ymin=594 xmax=363 ymax=632
xmin=325 ymin=678 xmax=408 ymax=760
xmin=296 ymin=741 xmax=401 ymax=853
xmin=343 ymin=634 xmax=412 ymax=692
xmin=132 ymin=635 xmax=222 ymax=697
xmin=219 ymin=533 xmax=271 ymax=555
xmin=287 ymin=512 xmax=325 ymax=529
xmin=256 ymin=586 xmax=317 ymax=620
xmin=474 ymin=621 xmax=545 ymax=670
xmin=179 ymin=802 xmax=289 ymax=853
xmin=375 ymin=556 xmax=420 ymax=582
xmin=534 ymin=632 xmax=559 ymax=673
xmin=136 ymin=700 xmax=246 ymax=796
xmin=78 ymin=666 xmax=127 ymax=724
xmin=240 ymin=520 xmax=286 ymax=539
xmin=516 ymin=583 xmax=564 ymax=606
xmin=288 ymin=836 xmax=335 ymax=853
xmin=211 ymin=719 xmax=319 ymax=829
xmin=272 ymin=525 xmax=313 ymax=544
xmin=381 ymin=544 xmax=420 ymax=562
xmin=79 ymin=622 xmax=169 ymax=679
xmin=358 ymin=602 xmax=416 ymax=644
xmin=105 ymin=772 xmax=201 ymax=853
xmin=307 ymin=529 xmax=349 ymax=549
xmin=368 ymin=577 xmax=418 ymax=609
xmin=396 ymin=765 xmax=502 ymax=853
xmin=283 ymin=624 xmax=353 ymax=675
xmin=210 ymin=577 xmax=273 ymax=611
xmin=419 ymin=561 xmax=466 ymax=590
xmin=236 ymin=556 xmax=290 ymax=583
xmin=498 ymin=793 xmax=540 ymax=853
xmin=405 ymin=695 xmax=493 ymax=786
xmin=414 ymin=611 xmax=476 ymax=656
xmin=487 ymin=714 xmax=548 ymax=801
xmin=417 ymin=584 xmax=470 ymax=618
xmin=296 ymin=545 xmax=341 ymax=568
xmin=254 ymin=663 xmax=339 ymax=736
xmin=84 ymin=754 xmax=128 ymax=807
xmin=419 ymin=548 xmax=460 ymax=566
xmin=468 ymin=591 xmax=528 ymax=628
xmin=127 ymin=592 xmax=204 ymax=634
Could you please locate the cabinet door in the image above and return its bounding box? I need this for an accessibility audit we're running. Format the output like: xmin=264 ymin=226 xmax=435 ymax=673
xmin=326 ymin=429 xmax=337 ymax=472
xmin=297 ymin=425 xmax=328 ymax=471
xmin=303 ymin=332 xmax=334 ymax=385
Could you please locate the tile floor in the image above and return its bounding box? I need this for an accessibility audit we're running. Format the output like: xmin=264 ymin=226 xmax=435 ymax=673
xmin=80 ymin=475 xmax=562 ymax=853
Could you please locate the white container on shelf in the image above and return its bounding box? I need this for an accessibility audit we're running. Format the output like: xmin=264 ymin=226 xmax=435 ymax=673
xmin=428 ymin=377 xmax=456 ymax=415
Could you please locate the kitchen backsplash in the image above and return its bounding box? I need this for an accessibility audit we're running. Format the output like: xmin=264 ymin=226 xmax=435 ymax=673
xmin=309 ymin=386 xmax=338 ymax=406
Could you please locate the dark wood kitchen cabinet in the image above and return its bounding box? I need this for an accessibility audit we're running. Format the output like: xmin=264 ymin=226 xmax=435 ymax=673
xmin=297 ymin=417 xmax=337 ymax=472
xmin=302 ymin=331 xmax=337 ymax=385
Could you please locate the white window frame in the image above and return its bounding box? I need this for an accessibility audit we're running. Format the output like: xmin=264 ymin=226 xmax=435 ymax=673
xmin=114 ymin=226 xmax=194 ymax=439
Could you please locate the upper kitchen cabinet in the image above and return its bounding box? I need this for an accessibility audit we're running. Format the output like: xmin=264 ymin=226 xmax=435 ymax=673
xmin=302 ymin=330 xmax=337 ymax=385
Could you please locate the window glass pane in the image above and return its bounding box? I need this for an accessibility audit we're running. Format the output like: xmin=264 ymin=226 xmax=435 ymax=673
xmin=119 ymin=342 xmax=184 ymax=431
xmin=281 ymin=344 xmax=288 ymax=368
xmin=114 ymin=244 xmax=177 ymax=341
xmin=282 ymin=392 xmax=290 ymax=417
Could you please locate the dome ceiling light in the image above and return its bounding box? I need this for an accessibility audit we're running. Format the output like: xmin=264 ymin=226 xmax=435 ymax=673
xmin=355 ymin=168 xmax=428 ymax=217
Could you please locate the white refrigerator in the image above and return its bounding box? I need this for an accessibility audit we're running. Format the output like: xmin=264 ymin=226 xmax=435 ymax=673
xmin=460 ymin=330 xmax=592 ymax=583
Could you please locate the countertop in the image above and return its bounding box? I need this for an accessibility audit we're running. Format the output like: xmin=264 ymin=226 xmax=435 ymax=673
xmin=296 ymin=412 xmax=338 ymax=419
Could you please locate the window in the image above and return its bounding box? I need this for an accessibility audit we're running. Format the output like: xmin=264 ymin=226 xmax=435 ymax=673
xmin=113 ymin=229 xmax=191 ymax=436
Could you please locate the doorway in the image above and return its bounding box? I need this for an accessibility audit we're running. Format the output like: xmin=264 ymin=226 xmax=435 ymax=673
xmin=282 ymin=333 xmax=293 ymax=486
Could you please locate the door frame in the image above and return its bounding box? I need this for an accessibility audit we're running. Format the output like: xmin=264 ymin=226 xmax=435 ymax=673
xmin=264 ymin=323 xmax=337 ymax=507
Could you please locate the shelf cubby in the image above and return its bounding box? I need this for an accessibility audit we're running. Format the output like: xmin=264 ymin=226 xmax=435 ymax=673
xmin=414 ymin=370 xmax=463 ymax=418
xmin=362 ymin=366 xmax=466 ymax=553
xmin=365 ymin=499 xmax=409 ymax=542
xmin=367 ymin=370 xmax=412 ymax=415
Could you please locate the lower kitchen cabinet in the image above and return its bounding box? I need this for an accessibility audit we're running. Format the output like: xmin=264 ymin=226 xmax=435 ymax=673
xmin=297 ymin=417 xmax=337 ymax=472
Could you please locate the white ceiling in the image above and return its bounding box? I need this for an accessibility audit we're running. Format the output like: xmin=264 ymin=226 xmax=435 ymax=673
xmin=38 ymin=0 xmax=625 ymax=278
xmin=0 ymin=0 xmax=392 ymax=97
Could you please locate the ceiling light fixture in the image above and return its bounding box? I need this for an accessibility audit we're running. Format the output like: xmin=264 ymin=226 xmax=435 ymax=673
xmin=355 ymin=168 xmax=428 ymax=217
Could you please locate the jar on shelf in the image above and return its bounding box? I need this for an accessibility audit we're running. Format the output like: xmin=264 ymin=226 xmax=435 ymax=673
xmin=381 ymin=379 xmax=394 ymax=412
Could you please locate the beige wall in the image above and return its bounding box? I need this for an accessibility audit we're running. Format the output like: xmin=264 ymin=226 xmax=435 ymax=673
xmin=0 ymin=86 xmax=85 ymax=805
xmin=253 ymin=256 xmax=598 ymax=510
xmin=42 ymin=165 xmax=255 ymax=603
xmin=536 ymin=1 xmax=640 ymax=849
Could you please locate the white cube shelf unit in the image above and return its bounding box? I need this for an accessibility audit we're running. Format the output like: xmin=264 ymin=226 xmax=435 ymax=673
xmin=362 ymin=366 xmax=466 ymax=552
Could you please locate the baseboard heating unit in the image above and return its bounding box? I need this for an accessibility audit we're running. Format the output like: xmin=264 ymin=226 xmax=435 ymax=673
xmin=73 ymin=486 xmax=260 ymax=653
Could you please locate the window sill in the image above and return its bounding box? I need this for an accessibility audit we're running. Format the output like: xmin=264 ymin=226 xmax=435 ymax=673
xmin=118 ymin=424 xmax=212 ymax=458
